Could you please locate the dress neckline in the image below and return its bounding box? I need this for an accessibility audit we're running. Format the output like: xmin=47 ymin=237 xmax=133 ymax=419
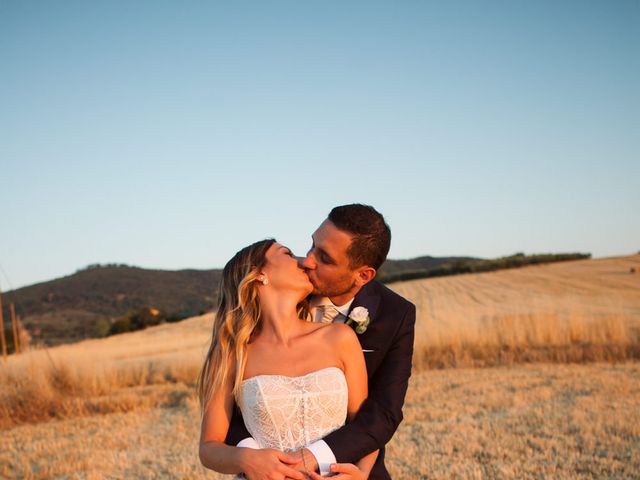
xmin=241 ymin=366 xmax=343 ymax=385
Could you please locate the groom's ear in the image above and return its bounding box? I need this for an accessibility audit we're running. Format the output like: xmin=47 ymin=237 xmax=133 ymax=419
xmin=354 ymin=266 xmax=376 ymax=287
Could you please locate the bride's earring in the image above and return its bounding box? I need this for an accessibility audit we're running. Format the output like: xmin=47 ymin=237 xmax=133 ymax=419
xmin=260 ymin=276 xmax=269 ymax=285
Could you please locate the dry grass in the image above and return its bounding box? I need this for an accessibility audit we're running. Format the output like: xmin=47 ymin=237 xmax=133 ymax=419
xmin=388 ymin=362 xmax=640 ymax=479
xmin=1 ymin=363 xmax=638 ymax=479
xmin=0 ymin=315 xmax=212 ymax=429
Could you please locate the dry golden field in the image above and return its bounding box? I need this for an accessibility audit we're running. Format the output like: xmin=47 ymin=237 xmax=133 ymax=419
xmin=392 ymin=254 xmax=640 ymax=368
xmin=2 ymin=363 xmax=638 ymax=479
xmin=1 ymin=255 xmax=639 ymax=479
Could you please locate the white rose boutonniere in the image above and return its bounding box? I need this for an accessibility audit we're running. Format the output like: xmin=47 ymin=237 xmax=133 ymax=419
xmin=346 ymin=306 xmax=370 ymax=334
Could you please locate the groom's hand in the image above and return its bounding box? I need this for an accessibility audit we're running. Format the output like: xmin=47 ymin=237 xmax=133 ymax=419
xmin=307 ymin=463 xmax=367 ymax=480
xmin=240 ymin=448 xmax=306 ymax=480
xmin=287 ymin=448 xmax=319 ymax=474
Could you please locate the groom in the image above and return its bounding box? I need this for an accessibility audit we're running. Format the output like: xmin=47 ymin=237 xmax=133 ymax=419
xmin=226 ymin=204 xmax=416 ymax=479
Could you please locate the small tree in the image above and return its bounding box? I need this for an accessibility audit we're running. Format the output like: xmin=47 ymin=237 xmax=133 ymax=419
xmin=109 ymin=317 xmax=132 ymax=335
xmin=94 ymin=318 xmax=111 ymax=338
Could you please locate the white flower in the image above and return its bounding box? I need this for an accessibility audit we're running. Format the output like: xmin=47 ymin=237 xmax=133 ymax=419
xmin=346 ymin=306 xmax=370 ymax=334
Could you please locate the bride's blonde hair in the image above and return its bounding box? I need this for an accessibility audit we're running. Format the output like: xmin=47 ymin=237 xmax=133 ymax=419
xmin=197 ymin=239 xmax=309 ymax=411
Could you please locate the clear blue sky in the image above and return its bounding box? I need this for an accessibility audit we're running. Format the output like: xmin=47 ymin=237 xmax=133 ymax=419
xmin=1 ymin=1 xmax=638 ymax=290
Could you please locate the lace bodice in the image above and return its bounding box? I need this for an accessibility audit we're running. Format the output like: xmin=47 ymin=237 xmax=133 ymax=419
xmin=237 ymin=366 xmax=348 ymax=451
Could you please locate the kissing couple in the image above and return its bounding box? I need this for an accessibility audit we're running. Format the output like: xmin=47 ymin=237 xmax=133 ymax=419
xmin=198 ymin=204 xmax=416 ymax=479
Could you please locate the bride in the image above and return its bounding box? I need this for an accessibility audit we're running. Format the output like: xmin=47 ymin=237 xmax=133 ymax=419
xmin=198 ymin=239 xmax=378 ymax=479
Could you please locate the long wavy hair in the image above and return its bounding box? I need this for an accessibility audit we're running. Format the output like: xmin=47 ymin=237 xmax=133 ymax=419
xmin=197 ymin=239 xmax=310 ymax=411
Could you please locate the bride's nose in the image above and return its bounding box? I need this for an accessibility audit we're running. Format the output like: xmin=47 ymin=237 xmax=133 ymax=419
xmin=300 ymin=253 xmax=316 ymax=270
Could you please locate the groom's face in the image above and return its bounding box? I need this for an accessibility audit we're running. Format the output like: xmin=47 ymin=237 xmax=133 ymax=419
xmin=301 ymin=219 xmax=359 ymax=299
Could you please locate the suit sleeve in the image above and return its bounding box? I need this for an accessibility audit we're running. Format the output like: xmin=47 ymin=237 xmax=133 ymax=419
xmin=225 ymin=406 xmax=251 ymax=446
xmin=322 ymin=302 xmax=416 ymax=463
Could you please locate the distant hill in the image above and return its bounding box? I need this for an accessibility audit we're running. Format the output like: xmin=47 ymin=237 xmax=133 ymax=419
xmin=2 ymin=252 xmax=590 ymax=347
xmin=2 ymin=265 xmax=221 ymax=346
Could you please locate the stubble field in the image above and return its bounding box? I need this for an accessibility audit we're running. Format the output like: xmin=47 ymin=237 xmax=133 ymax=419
xmin=1 ymin=255 xmax=639 ymax=479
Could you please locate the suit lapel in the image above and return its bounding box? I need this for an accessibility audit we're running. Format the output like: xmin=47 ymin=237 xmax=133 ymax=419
xmin=348 ymin=280 xmax=381 ymax=325
xmin=348 ymin=281 xmax=382 ymax=374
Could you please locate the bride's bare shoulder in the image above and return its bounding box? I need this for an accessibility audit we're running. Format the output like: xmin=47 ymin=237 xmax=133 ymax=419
xmin=313 ymin=322 xmax=358 ymax=345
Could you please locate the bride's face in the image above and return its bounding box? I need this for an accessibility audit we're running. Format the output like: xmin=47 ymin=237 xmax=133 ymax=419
xmin=261 ymin=242 xmax=313 ymax=298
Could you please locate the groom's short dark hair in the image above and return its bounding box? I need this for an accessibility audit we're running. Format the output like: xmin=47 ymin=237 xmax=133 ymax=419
xmin=328 ymin=204 xmax=391 ymax=271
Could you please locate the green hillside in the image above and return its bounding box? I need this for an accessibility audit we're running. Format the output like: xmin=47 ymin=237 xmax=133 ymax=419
xmin=3 ymin=265 xmax=221 ymax=346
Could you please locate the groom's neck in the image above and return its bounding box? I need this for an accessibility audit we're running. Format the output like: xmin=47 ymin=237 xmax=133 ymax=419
xmin=327 ymin=284 xmax=363 ymax=307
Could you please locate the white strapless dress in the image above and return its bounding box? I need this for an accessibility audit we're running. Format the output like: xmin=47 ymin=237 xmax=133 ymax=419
xmin=237 ymin=366 xmax=348 ymax=451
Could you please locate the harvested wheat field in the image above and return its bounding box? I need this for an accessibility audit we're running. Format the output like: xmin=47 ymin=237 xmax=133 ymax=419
xmin=392 ymin=254 xmax=640 ymax=368
xmin=1 ymin=255 xmax=639 ymax=478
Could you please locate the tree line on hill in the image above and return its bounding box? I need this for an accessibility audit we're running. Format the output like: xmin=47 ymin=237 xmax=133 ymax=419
xmin=100 ymin=306 xmax=189 ymax=337
xmin=376 ymin=252 xmax=591 ymax=283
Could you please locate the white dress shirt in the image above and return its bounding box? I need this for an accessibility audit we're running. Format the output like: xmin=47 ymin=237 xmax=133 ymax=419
xmin=310 ymin=296 xmax=354 ymax=324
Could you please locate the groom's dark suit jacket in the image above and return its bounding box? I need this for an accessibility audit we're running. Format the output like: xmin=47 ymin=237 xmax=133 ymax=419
xmin=226 ymin=279 xmax=416 ymax=480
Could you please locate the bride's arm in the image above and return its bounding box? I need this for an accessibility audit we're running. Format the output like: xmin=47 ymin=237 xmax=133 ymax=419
xmin=199 ymin=374 xmax=250 ymax=473
xmin=199 ymin=374 xmax=305 ymax=479
xmin=340 ymin=325 xmax=379 ymax=477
